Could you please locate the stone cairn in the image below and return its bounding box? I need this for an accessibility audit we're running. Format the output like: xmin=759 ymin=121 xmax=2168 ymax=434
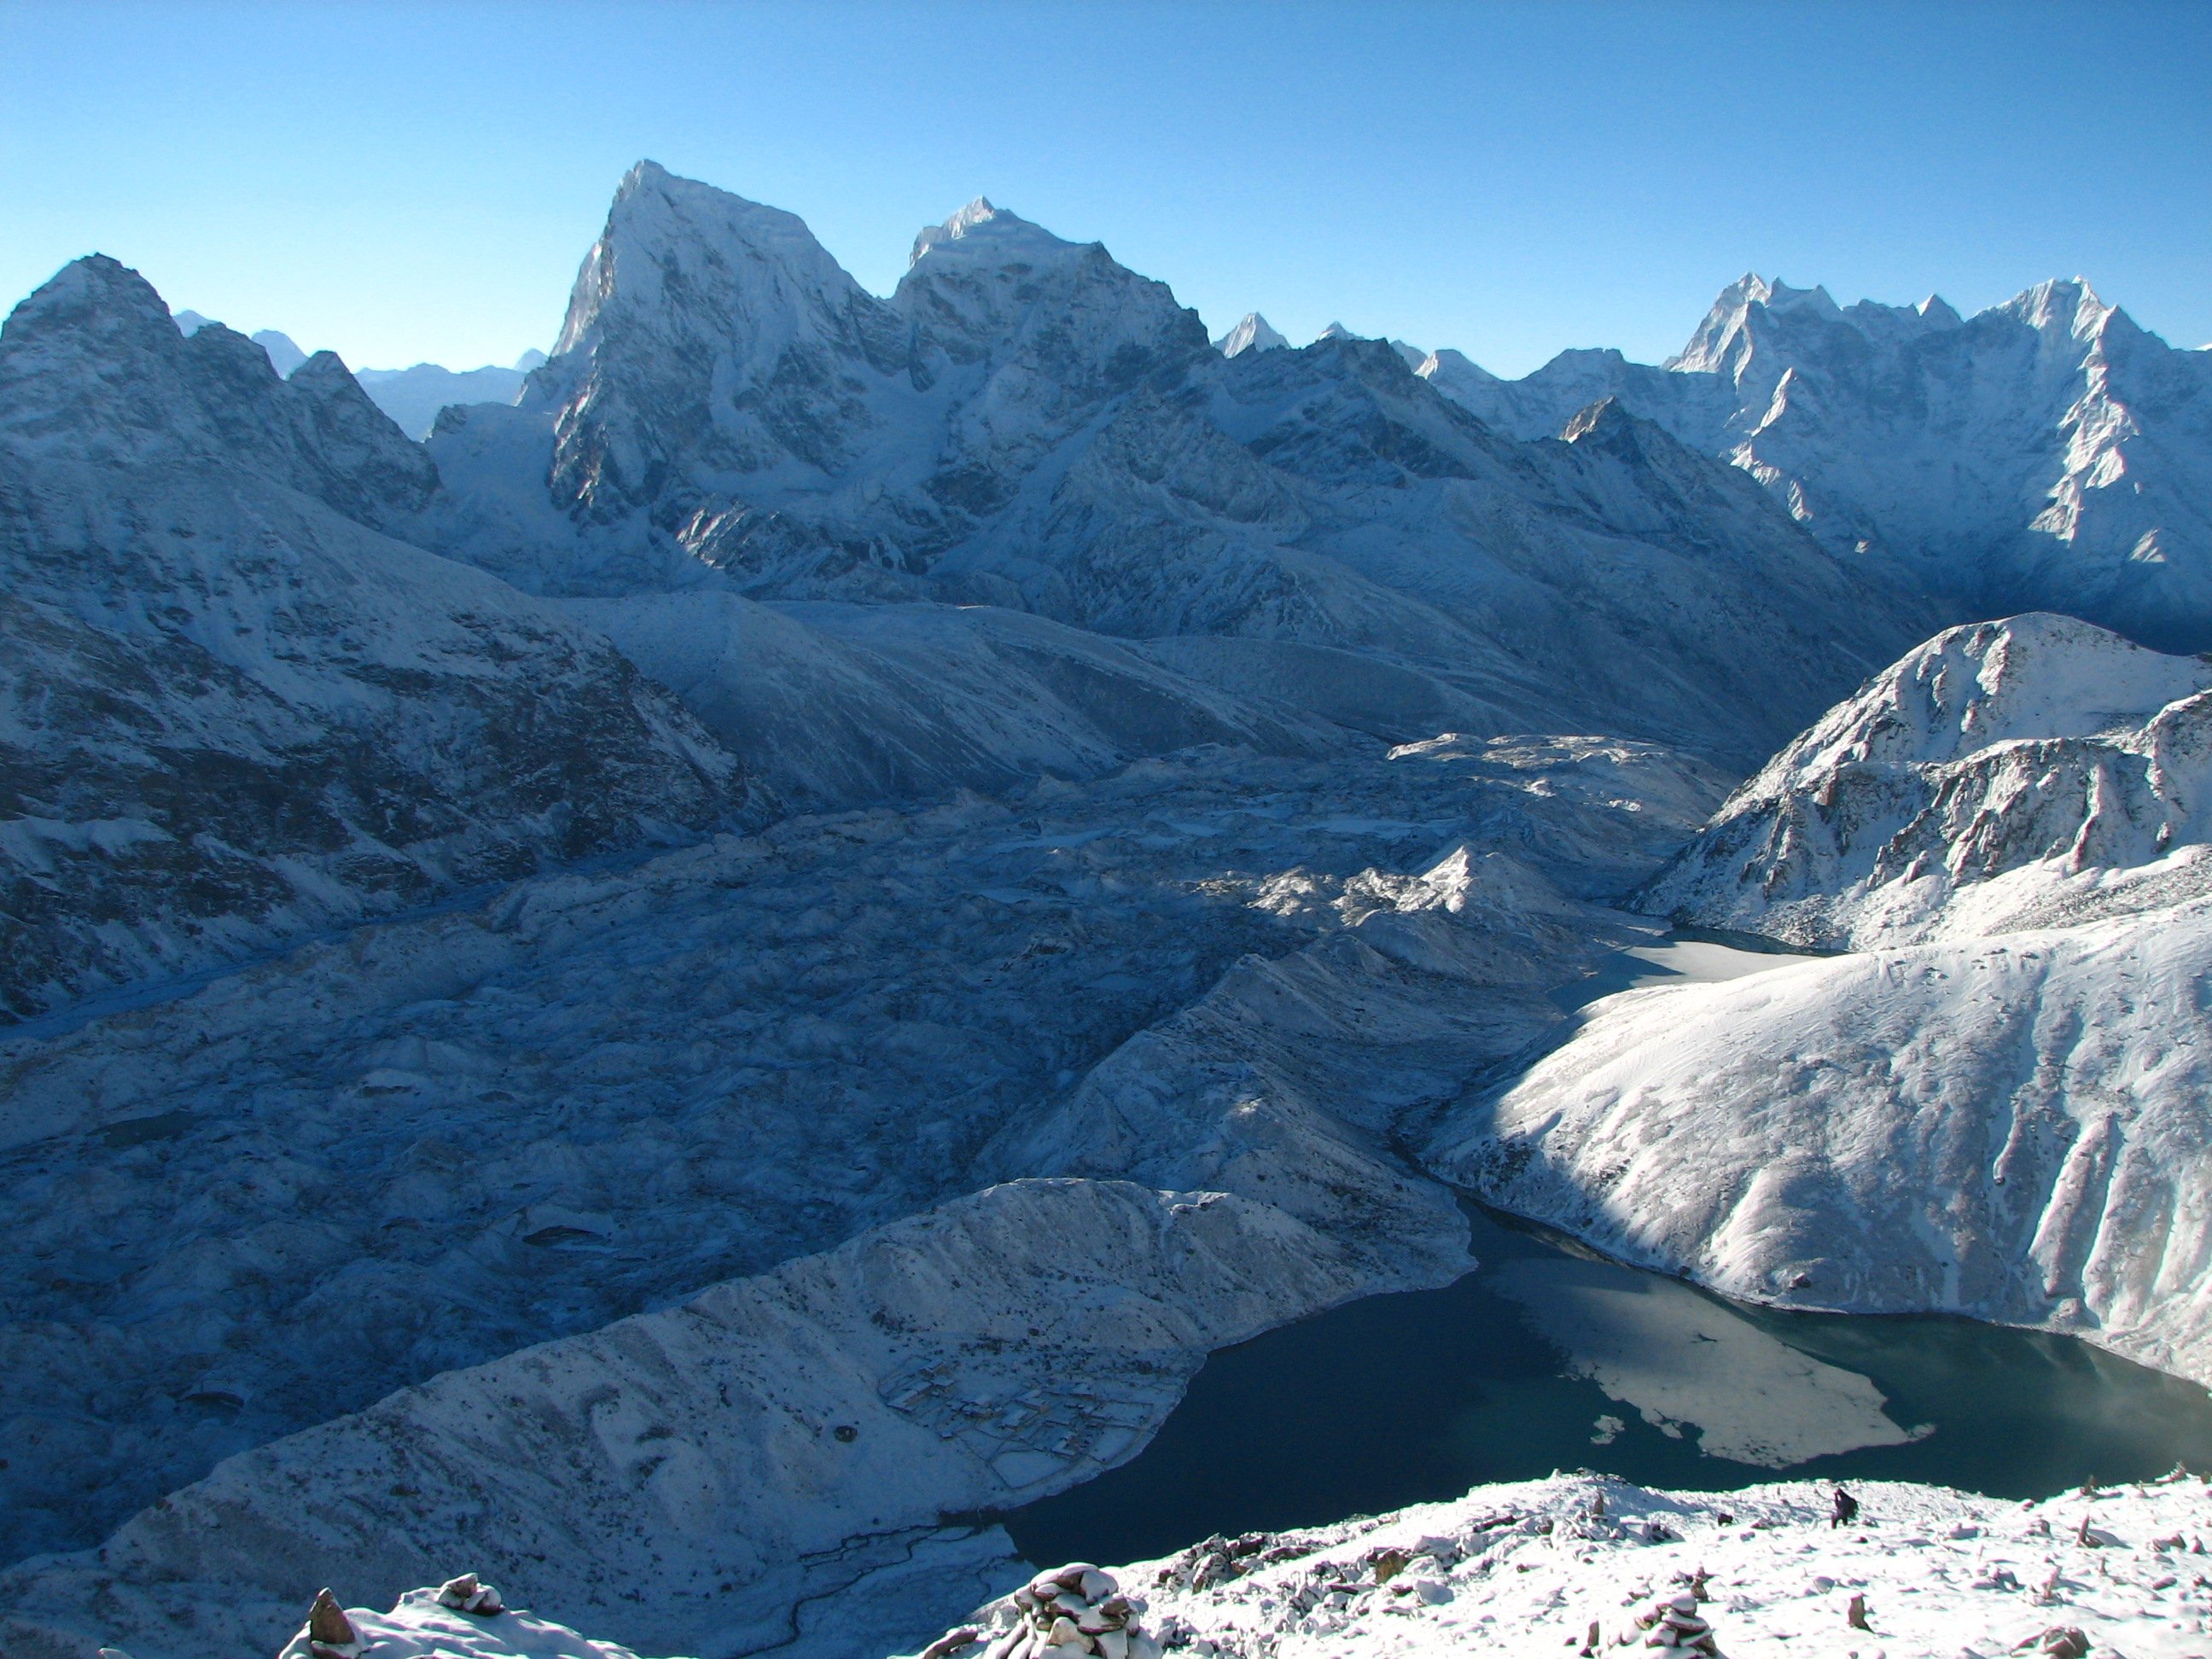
xmin=435 ymin=1573 xmax=506 ymax=1615
xmin=918 ymin=1563 xmax=1165 ymax=1659
xmin=1630 ymin=1590 xmax=1720 ymax=1655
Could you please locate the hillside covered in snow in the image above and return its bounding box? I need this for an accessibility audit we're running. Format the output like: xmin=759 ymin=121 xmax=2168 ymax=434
xmin=1433 ymin=614 xmax=2212 ymax=1394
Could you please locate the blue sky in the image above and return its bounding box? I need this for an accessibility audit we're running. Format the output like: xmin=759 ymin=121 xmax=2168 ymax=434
xmin=2 ymin=0 xmax=2206 ymax=375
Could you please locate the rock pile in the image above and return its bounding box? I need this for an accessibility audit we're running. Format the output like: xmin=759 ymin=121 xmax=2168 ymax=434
xmin=435 ymin=1572 xmax=505 ymax=1615
xmin=1632 ymin=1590 xmax=1720 ymax=1654
xmin=920 ymin=1563 xmax=1165 ymax=1659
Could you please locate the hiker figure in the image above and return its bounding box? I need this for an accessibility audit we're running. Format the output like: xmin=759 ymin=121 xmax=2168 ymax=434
xmin=1831 ymin=1487 xmax=1860 ymax=1529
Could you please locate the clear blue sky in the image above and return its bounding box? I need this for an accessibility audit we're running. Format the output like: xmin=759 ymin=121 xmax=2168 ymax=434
xmin=2 ymin=0 xmax=2206 ymax=375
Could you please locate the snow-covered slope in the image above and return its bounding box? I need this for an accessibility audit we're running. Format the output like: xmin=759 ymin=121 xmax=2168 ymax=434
xmin=568 ymin=593 xmax=1346 ymax=808
xmin=932 ymin=1472 xmax=2212 ymax=1659
xmin=0 ymin=255 xmax=754 ymax=1021
xmin=1431 ymin=900 xmax=2212 ymax=1384
xmin=1425 ymin=275 xmax=2212 ymax=650
xmin=422 ymin=164 xmax=1929 ymax=770
xmin=0 ymin=1178 xmax=1395 ymax=1659
xmin=192 ymin=1471 xmax=2212 ymax=1659
xmin=1431 ymin=614 xmax=2212 ymax=1390
xmin=1641 ymin=614 xmax=2212 ymax=948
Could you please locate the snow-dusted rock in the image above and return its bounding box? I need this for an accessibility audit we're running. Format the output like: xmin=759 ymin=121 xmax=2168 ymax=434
xmin=1642 ymin=614 xmax=2212 ymax=949
xmin=206 ymin=1470 xmax=2212 ymax=1659
xmin=271 ymin=1584 xmax=646 ymax=1659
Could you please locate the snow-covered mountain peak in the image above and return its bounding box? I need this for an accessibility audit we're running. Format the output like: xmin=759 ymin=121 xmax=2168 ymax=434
xmin=1806 ymin=612 xmax=2212 ymax=767
xmin=1640 ymin=612 xmax=2212 ymax=948
xmin=905 ymin=195 xmax=1060 ymax=267
xmin=2 ymin=254 xmax=442 ymax=535
xmin=1317 ymin=320 xmax=1359 ymax=342
xmin=1915 ymin=292 xmax=1962 ymax=327
xmin=522 ymin=161 xmax=905 ymax=521
xmin=252 ymin=329 xmax=307 ymax=378
xmin=1213 ymin=311 xmax=1288 ymax=357
xmin=905 ymin=197 xmax=1084 ymax=282
xmin=2003 ymin=275 xmax=2119 ymax=345
xmin=1668 ymin=274 xmax=1844 ymax=376
xmin=1412 ymin=346 xmax=1500 ymax=408
xmin=1560 ymin=394 xmax=1633 ymax=445
xmin=0 ymin=255 xmax=234 ymax=457
xmin=894 ymin=194 xmax=1202 ymax=374
xmin=548 ymin=159 xmax=883 ymax=364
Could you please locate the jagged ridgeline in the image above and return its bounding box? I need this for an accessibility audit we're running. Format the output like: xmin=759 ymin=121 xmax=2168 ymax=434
xmin=3 ymin=160 xmax=1972 ymax=1023
xmin=419 ymin=162 xmax=1930 ymax=776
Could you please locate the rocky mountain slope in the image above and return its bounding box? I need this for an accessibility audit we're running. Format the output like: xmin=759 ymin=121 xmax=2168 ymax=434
xmin=0 ymin=255 xmax=754 ymax=1022
xmin=1639 ymin=613 xmax=2212 ymax=948
xmin=1425 ymin=276 xmax=2212 ymax=651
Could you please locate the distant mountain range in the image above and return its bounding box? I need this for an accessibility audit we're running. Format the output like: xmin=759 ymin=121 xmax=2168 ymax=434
xmin=172 ymin=307 xmax=544 ymax=437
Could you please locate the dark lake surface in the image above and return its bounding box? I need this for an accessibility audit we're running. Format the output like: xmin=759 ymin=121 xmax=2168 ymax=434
xmin=1003 ymin=934 xmax=2212 ymax=1568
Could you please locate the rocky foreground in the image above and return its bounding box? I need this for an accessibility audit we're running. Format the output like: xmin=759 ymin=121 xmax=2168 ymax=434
xmin=247 ymin=1471 xmax=2212 ymax=1659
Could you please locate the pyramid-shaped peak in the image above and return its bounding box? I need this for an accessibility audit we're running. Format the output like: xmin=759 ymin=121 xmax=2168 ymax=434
xmin=1317 ymin=321 xmax=1360 ymax=342
xmin=553 ymin=162 xmax=873 ymax=361
xmin=1214 ymin=312 xmax=1288 ymax=358
xmin=1417 ymin=346 xmax=1498 ymax=385
xmin=1563 ymin=394 xmax=1636 ymax=444
xmin=949 ymin=196 xmax=998 ymax=231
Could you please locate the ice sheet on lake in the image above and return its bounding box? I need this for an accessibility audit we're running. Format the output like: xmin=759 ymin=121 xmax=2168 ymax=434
xmin=1491 ymin=1258 xmax=1922 ymax=1467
